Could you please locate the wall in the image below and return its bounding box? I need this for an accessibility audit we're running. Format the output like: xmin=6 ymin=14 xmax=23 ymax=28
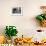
xmin=0 ymin=0 xmax=46 ymax=39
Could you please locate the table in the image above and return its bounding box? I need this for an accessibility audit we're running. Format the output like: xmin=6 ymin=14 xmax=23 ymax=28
xmin=14 ymin=43 xmax=46 ymax=46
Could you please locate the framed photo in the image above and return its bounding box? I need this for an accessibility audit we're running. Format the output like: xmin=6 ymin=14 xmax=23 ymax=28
xmin=12 ymin=7 xmax=23 ymax=16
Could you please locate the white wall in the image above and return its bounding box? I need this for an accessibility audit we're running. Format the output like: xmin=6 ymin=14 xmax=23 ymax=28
xmin=0 ymin=0 xmax=46 ymax=38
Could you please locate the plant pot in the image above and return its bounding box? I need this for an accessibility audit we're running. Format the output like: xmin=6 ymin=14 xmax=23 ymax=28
xmin=11 ymin=36 xmax=17 ymax=44
xmin=7 ymin=39 xmax=12 ymax=44
xmin=41 ymin=20 xmax=46 ymax=27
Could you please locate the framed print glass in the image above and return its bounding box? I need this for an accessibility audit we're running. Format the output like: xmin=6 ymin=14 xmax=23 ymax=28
xmin=12 ymin=7 xmax=23 ymax=16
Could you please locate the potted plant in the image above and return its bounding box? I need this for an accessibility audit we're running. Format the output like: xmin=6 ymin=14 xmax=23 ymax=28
xmin=5 ymin=26 xmax=18 ymax=43
xmin=36 ymin=6 xmax=46 ymax=27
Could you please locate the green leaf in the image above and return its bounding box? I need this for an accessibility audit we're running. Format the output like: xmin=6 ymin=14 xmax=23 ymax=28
xmin=5 ymin=26 xmax=18 ymax=39
xmin=36 ymin=15 xmax=44 ymax=21
xmin=44 ymin=15 xmax=46 ymax=20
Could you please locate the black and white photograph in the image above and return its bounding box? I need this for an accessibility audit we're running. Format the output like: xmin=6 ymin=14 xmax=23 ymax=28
xmin=12 ymin=7 xmax=23 ymax=16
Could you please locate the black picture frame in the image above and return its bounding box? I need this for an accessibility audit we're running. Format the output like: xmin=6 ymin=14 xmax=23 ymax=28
xmin=12 ymin=7 xmax=23 ymax=16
